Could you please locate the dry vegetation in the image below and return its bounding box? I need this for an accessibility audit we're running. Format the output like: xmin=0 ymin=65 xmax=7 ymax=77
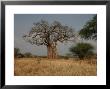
xmin=14 ymin=58 xmax=97 ymax=76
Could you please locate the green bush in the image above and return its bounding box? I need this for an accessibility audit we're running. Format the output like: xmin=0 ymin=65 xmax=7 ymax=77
xmin=14 ymin=48 xmax=20 ymax=58
xmin=24 ymin=52 xmax=32 ymax=58
xmin=69 ymin=43 xmax=94 ymax=59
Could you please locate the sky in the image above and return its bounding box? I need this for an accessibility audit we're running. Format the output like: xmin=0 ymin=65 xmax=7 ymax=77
xmin=14 ymin=14 xmax=97 ymax=56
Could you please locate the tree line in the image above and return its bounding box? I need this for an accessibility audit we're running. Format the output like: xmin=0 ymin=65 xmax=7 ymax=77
xmin=15 ymin=42 xmax=96 ymax=59
xmin=14 ymin=48 xmax=37 ymax=58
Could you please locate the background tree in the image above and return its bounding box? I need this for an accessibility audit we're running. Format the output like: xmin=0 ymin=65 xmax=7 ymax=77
xmin=79 ymin=15 xmax=97 ymax=40
xmin=17 ymin=53 xmax=24 ymax=58
xmin=14 ymin=48 xmax=20 ymax=58
xmin=23 ymin=20 xmax=75 ymax=59
xmin=14 ymin=48 xmax=25 ymax=58
xmin=24 ymin=52 xmax=32 ymax=58
xmin=69 ymin=43 xmax=94 ymax=59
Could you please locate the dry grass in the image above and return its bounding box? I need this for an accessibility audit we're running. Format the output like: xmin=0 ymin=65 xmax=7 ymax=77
xmin=14 ymin=58 xmax=97 ymax=76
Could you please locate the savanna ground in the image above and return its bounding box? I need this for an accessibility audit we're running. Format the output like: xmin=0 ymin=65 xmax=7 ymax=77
xmin=14 ymin=58 xmax=97 ymax=76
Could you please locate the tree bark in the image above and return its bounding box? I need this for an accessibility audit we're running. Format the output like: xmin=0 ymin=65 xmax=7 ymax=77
xmin=47 ymin=43 xmax=58 ymax=59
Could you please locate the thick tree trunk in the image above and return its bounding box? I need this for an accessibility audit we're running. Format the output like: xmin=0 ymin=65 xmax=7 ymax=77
xmin=47 ymin=45 xmax=52 ymax=59
xmin=52 ymin=45 xmax=57 ymax=59
xmin=47 ymin=43 xmax=58 ymax=59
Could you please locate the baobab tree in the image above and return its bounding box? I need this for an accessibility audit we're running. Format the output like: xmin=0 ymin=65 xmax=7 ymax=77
xmin=23 ymin=20 xmax=76 ymax=59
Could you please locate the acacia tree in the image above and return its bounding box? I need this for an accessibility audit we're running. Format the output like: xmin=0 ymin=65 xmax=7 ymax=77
xmin=69 ymin=43 xmax=94 ymax=59
xmin=79 ymin=15 xmax=97 ymax=40
xmin=23 ymin=20 xmax=75 ymax=59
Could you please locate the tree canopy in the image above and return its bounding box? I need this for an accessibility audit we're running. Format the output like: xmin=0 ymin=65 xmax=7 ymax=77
xmin=79 ymin=15 xmax=97 ymax=40
xmin=69 ymin=43 xmax=94 ymax=59
xmin=23 ymin=20 xmax=76 ymax=46
xmin=24 ymin=52 xmax=32 ymax=58
xmin=14 ymin=48 xmax=20 ymax=57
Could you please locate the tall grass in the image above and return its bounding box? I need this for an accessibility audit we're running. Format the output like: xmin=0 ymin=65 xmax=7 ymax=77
xmin=14 ymin=58 xmax=96 ymax=76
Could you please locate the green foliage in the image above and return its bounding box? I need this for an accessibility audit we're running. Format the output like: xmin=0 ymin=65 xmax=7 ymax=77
xmin=24 ymin=52 xmax=32 ymax=58
xmin=79 ymin=15 xmax=97 ymax=40
xmin=14 ymin=48 xmax=20 ymax=58
xmin=69 ymin=43 xmax=94 ymax=59
xmin=17 ymin=53 xmax=24 ymax=58
xmin=14 ymin=48 xmax=37 ymax=58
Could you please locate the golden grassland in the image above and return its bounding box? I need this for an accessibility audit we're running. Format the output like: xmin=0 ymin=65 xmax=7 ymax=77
xmin=14 ymin=58 xmax=97 ymax=76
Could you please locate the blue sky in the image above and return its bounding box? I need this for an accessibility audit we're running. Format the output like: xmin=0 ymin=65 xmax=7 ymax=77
xmin=14 ymin=14 xmax=96 ymax=56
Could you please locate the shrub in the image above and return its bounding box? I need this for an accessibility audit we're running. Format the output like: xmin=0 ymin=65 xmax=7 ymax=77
xmin=69 ymin=43 xmax=94 ymax=59
xmin=24 ymin=52 xmax=32 ymax=58
xmin=14 ymin=48 xmax=20 ymax=58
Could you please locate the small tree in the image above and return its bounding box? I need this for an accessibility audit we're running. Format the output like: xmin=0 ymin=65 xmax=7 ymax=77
xmin=24 ymin=52 xmax=32 ymax=58
xmin=69 ymin=43 xmax=94 ymax=59
xmin=79 ymin=15 xmax=97 ymax=40
xmin=14 ymin=48 xmax=20 ymax=58
xmin=23 ymin=20 xmax=76 ymax=59
xmin=17 ymin=53 xmax=24 ymax=58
